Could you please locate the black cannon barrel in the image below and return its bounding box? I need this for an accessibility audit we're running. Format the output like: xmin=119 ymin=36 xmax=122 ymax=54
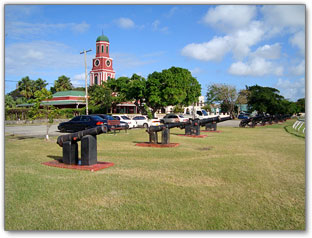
xmin=57 ymin=125 xmax=108 ymax=147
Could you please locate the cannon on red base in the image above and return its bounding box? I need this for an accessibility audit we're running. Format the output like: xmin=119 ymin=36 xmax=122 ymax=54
xmin=56 ymin=125 xmax=108 ymax=165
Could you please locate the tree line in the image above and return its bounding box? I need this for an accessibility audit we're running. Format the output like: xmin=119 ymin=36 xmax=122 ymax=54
xmin=206 ymin=84 xmax=305 ymax=116
xmin=6 ymin=68 xmax=305 ymax=118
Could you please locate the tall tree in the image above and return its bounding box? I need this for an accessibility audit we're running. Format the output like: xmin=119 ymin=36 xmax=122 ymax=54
xmin=34 ymin=78 xmax=48 ymax=91
xmin=5 ymin=95 xmax=16 ymax=108
xmin=146 ymin=67 xmax=201 ymax=117
xmin=206 ymin=84 xmax=237 ymax=115
xmin=52 ymin=75 xmax=73 ymax=92
xmin=296 ymin=98 xmax=305 ymax=113
xmin=88 ymin=83 xmax=113 ymax=113
xmin=17 ymin=76 xmax=35 ymax=99
xmin=247 ymin=85 xmax=284 ymax=114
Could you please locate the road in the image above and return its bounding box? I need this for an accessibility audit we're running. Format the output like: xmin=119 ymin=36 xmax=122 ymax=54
xmin=5 ymin=120 xmax=241 ymax=138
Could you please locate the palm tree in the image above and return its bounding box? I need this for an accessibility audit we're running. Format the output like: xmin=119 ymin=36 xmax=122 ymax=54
xmin=18 ymin=76 xmax=35 ymax=99
xmin=54 ymin=75 xmax=73 ymax=92
xmin=34 ymin=78 xmax=48 ymax=91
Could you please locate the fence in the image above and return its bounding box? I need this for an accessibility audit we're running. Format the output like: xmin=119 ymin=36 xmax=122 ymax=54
xmin=292 ymin=119 xmax=305 ymax=133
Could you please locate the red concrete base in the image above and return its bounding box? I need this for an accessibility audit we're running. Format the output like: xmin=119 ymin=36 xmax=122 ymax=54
xmin=135 ymin=142 xmax=180 ymax=148
xmin=42 ymin=160 xmax=114 ymax=172
xmin=176 ymin=134 xmax=208 ymax=138
xmin=201 ymin=130 xmax=222 ymax=133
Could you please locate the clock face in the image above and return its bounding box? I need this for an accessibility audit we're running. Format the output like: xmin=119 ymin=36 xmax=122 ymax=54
xmin=106 ymin=60 xmax=111 ymax=67
xmin=94 ymin=59 xmax=100 ymax=67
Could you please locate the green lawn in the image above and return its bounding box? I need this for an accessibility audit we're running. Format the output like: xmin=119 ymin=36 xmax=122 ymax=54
xmin=5 ymin=120 xmax=305 ymax=230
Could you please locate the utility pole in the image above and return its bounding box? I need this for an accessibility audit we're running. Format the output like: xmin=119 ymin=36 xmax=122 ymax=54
xmin=80 ymin=49 xmax=92 ymax=115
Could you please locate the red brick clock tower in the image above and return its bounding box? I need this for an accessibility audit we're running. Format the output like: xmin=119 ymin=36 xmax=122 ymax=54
xmin=90 ymin=34 xmax=115 ymax=86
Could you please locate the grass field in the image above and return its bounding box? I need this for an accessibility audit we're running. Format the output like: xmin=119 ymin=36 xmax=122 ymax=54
xmin=5 ymin=119 xmax=305 ymax=230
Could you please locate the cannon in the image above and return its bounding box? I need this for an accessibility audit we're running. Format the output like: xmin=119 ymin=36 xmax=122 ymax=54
xmin=56 ymin=125 xmax=108 ymax=165
xmin=239 ymin=114 xmax=291 ymax=128
xmin=145 ymin=116 xmax=233 ymax=144
xmin=146 ymin=122 xmax=186 ymax=144
xmin=201 ymin=116 xmax=232 ymax=131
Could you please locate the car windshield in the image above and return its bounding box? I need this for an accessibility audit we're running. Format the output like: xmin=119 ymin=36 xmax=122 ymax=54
xmin=178 ymin=115 xmax=185 ymax=118
xmin=121 ymin=116 xmax=130 ymax=120
xmin=202 ymin=110 xmax=208 ymax=116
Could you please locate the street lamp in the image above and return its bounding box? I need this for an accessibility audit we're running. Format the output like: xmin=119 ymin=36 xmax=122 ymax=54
xmin=80 ymin=49 xmax=92 ymax=115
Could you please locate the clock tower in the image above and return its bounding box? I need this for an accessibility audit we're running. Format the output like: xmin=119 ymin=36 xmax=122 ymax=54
xmin=90 ymin=34 xmax=115 ymax=86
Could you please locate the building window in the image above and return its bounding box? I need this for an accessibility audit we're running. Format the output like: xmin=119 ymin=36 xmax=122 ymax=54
xmin=101 ymin=45 xmax=104 ymax=53
xmin=97 ymin=46 xmax=99 ymax=54
xmin=106 ymin=46 xmax=108 ymax=53
xmin=95 ymin=75 xmax=98 ymax=85
xmin=107 ymin=76 xmax=111 ymax=81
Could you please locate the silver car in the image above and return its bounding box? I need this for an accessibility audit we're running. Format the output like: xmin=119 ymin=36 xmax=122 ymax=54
xmin=161 ymin=114 xmax=189 ymax=124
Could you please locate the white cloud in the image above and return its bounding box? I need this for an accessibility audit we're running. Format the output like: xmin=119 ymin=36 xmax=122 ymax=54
xmin=289 ymin=30 xmax=305 ymax=55
xmin=275 ymin=78 xmax=305 ymax=100
xmin=261 ymin=5 xmax=305 ymax=29
xmin=228 ymin=57 xmax=283 ymax=77
xmin=290 ymin=60 xmax=305 ymax=76
xmin=251 ymin=43 xmax=281 ymax=59
xmin=202 ymin=5 xmax=257 ymax=33
xmin=230 ymin=21 xmax=264 ymax=59
xmin=181 ymin=36 xmax=231 ymax=61
xmin=71 ymin=73 xmax=86 ymax=87
xmin=115 ymin=17 xmax=135 ymax=29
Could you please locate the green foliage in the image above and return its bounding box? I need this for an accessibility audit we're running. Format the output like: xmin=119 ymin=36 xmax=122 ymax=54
xmin=146 ymin=67 xmax=201 ymax=116
xmin=296 ymin=98 xmax=305 ymax=112
xmin=27 ymin=88 xmax=58 ymax=122
xmin=88 ymin=83 xmax=113 ymax=112
xmin=5 ymin=95 xmax=16 ymax=108
xmin=17 ymin=76 xmax=35 ymax=99
xmin=246 ymin=85 xmax=299 ymax=115
xmin=51 ymin=75 xmax=73 ymax=93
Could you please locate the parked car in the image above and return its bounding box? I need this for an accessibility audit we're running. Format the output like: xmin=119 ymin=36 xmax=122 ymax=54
xmin=160 ymin=114 xmax=189 ymax=124
xmin=132 ymin=115 xmax=161 ymax=128
xmin=57 ymin=115 xmax=106 ymax=132
xmin=112 ymin=115 xmax=137 ymax=129
xmin=93 ymin=114 xmax=129 ymax=130
xmin=238 ymin=112 xmax=250 ymax=119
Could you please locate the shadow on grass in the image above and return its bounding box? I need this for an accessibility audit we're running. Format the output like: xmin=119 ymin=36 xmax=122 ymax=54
xmin=284 ymin=125 xmax=305 ymax=139
xmin=7 ymin=135 xmax=38 ymax=140
xmin=47 ymin=155 xmax=63 ymax=162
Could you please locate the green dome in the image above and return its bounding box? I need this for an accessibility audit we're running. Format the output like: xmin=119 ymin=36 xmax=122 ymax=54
xmin=96 ymin=34 xmax=109 ymax=42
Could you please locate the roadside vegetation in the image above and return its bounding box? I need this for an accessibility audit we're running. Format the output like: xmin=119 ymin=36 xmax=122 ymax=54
xmin=5 ymin=119 xmax=305 ymax=230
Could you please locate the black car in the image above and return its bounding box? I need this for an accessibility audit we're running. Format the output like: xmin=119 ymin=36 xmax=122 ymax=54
xmin=58 ymin=115 xmax=106 ymax=132
xmin=94 ymin=114 xmax=129 ymax=130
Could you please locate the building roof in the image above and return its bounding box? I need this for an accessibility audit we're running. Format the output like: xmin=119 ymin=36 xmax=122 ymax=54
xmin=53 ymin=90 xmax=85 ymax=97
xmin=96 ymin=34 xmax=109 ymax=42
xmin=17 ymin=100 xmax=86 ymax=107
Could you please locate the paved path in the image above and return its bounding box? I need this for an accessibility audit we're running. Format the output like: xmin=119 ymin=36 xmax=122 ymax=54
xmin=5 ymin=124 xmax=64 ymax=138
xmin=5 ymin=119 xmax=242 ymax=138
xmin=218 ymin=119 xmax=241 ymax=127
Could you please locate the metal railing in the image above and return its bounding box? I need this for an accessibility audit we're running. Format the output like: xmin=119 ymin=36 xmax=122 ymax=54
xmin=292 ymin=119 xmax=305 ymax=133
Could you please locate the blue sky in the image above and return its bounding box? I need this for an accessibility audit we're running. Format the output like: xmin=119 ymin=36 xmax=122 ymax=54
xmin=4 ymin=4 xmax=305 ymax=101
